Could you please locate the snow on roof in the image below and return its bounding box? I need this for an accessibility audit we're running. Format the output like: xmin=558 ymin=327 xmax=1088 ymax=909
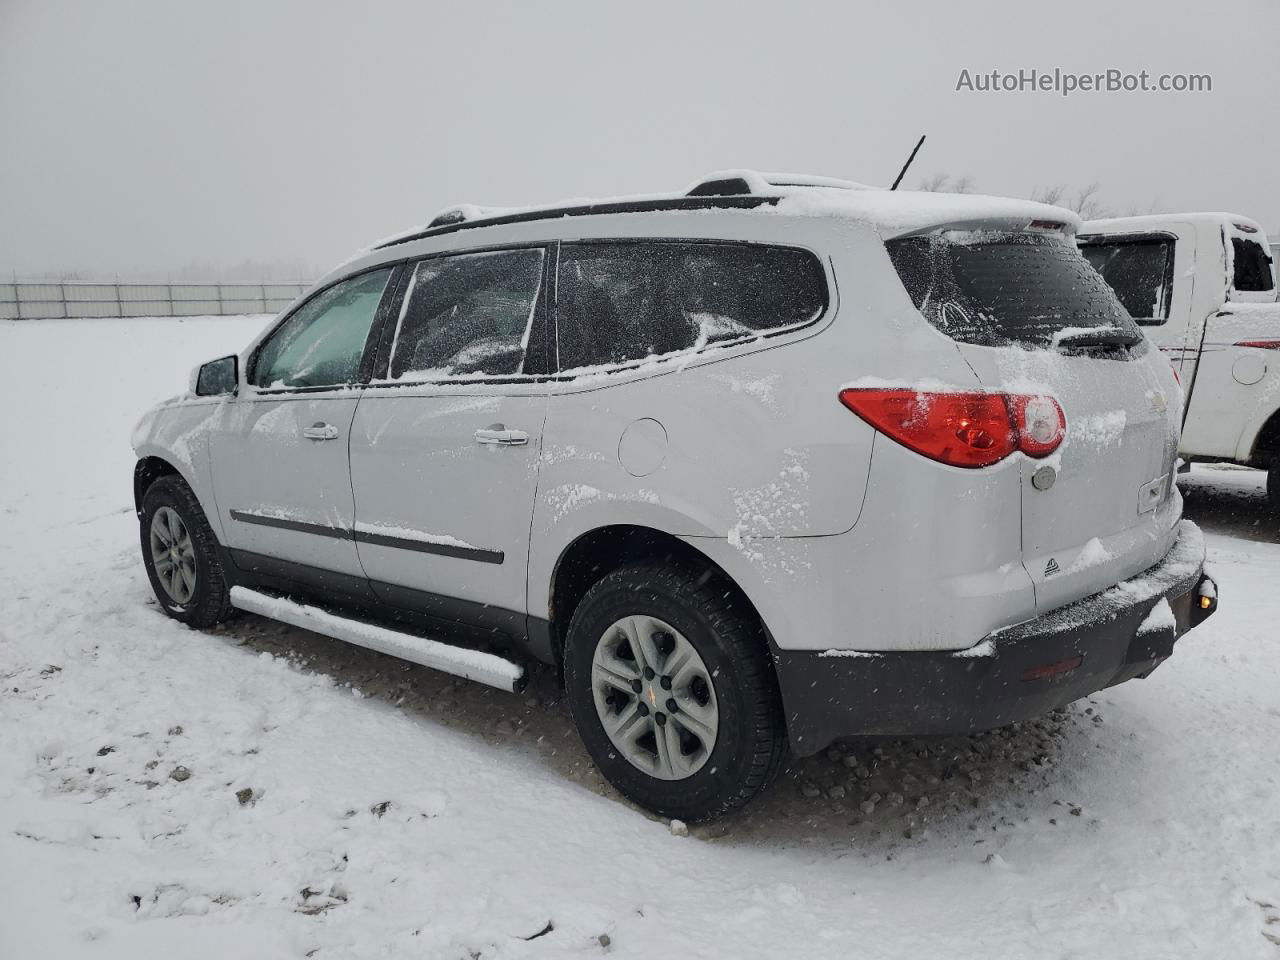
xmin=768 ymin=187 xmax=1079 ymax=237
xmin=361 ymin=170 xmax=1080 ymax=259
xmin=1083 ymin=212 xmax=1266 ymax=234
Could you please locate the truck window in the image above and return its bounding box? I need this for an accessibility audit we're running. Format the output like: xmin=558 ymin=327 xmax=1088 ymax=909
xmin=886 ymin=231 xmax=1140 ymax=349
xmin=1232 ymin=237 xmax=1275 ymax=292
xmin=1077 ymin=236 xmax=1174 ymax=324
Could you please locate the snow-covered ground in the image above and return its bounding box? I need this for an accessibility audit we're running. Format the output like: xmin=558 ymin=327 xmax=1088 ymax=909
xmin=2 ymin=317 xmax=1279 ymax=959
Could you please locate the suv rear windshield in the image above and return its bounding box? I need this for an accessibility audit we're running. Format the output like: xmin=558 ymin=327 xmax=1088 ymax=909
xmin=886 ymin=231 xmax=1139 ymax=349
xmin=1078 ymin=235 xmax=1174 ymax=323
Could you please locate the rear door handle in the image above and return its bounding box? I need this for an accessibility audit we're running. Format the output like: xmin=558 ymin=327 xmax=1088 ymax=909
xmin=474 ymin=427 xmax=529 ymax=446
xmin=302 ymin=422 xmax=340 ymax=441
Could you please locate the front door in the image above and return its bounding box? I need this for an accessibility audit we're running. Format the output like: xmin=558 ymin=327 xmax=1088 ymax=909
xmin=209 ymin=267 xmax=396 ymax=583
xmin=348 ymin=247 xmax=550 ymax=631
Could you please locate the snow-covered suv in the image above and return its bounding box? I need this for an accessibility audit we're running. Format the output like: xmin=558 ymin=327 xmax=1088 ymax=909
xmin=132 ymin=171 xmax=1219 ymax=820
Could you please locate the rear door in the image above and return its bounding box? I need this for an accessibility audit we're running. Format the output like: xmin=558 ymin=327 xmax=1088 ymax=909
xmin=887 ymin=228 xmax=1180 ymax=614
xmin=208 ymin=267 xmax=397 ymax=586
xmin=347 ymin=246 xmax=551 ymax=632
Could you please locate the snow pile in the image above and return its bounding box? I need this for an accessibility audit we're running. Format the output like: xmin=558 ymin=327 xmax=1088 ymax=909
xmin=1137 ymin=597 xmax=1177 ymax=635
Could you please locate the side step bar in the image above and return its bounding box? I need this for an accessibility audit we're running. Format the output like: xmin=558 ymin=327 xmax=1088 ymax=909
xmin=229 ymin=586 xmax=527 ymax=693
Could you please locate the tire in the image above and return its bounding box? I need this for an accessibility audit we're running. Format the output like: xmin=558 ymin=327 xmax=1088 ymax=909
xmin=1269 ymin=467 xmax=1280 ymax=512
xmin=564 ymin=561 xmax=787 ymax=821
xmin=139 ymin=474 xmax=235 ymax=628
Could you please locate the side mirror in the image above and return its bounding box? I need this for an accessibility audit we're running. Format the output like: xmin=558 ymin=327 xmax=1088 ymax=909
xmin=192 ymin=355 xmax=239 ymax=397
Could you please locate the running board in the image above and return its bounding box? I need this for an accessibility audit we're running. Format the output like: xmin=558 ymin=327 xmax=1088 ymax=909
xmin=228 ymin=586 xmax=527 ymax=693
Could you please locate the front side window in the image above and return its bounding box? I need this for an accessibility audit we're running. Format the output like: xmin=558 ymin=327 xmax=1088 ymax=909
xmin=1232 ymin=237 xmax=1274 ymax=292
xmin=252 ymin=268 xmax=392 ymax=388
xmin=555 ymin=241 xmax=827 ymax=372
xmin=389 ymin=248 xmax=545 ymax=380
xmin=1078 ymin=235 xmax=1175 ymax=323
xmin=886 ymin=231 xmax=1139 ymax=349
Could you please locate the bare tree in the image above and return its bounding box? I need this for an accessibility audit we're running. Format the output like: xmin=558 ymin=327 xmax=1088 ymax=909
xmin=918 ymin=173 xmax=977 ymax=193
xmin=1030 ymin=184 xmax=1066 ymax=206
xmin=1030 ymin=181 xmax=1111 ymax=219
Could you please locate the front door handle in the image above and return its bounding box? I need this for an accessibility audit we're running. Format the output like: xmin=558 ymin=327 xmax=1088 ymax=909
xmin=302 ymin=422 xmax=340 ymax=441
xmin=475 ymin=426 xmax=529 ymax=446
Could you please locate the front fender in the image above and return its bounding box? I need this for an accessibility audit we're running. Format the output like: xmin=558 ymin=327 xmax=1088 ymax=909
xmin=132 ymin=398 xmax=228 ymax=542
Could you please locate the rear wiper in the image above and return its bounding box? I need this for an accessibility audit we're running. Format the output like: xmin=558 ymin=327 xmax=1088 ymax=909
xmin=1053 ymin=326 xmax=1142 ymax=349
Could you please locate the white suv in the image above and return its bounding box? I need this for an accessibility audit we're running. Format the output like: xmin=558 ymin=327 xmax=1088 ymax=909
xmin=132 ymin=171 xmax=1218 ymax=820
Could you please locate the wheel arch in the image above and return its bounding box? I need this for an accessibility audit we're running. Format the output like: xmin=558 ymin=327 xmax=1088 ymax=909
xmin=134 ymin=456 xmax=182 ymax=516
xmin=545 ymin=524 xmax=775 ymax=669
xmin=1247 ymin=406 xmax=1280 ymax=468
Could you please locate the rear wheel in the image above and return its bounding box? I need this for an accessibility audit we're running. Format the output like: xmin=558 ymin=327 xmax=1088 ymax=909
xmin=139 ymin=475 xmax=235 ymax=628
xmin=564 ymin=561 xmax=786 ymax=821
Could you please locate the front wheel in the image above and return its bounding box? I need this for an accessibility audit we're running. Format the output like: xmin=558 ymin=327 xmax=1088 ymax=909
xmin=139 ymin=475 xmax=235 ymax=628
xmin=564 ymin=562 xmax=786 ymax=821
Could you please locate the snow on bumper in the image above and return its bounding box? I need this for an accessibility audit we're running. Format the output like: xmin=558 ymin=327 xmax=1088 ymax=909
xmin=774 ymin=520 xmax=1215 ymax=756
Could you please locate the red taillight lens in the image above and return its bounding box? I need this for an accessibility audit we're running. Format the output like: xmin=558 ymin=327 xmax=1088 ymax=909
xmin=838 ymin=389 xmax=1065 ymax=468
xmin=1235 ymin=340 xmax=1280 ymax=350
xmin=1170 ymin=363 xmax=1181 ymax=385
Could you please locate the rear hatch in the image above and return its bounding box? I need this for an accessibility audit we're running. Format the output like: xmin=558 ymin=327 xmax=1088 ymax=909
xmin=887 ymin=227 xmax=1181 ymax=613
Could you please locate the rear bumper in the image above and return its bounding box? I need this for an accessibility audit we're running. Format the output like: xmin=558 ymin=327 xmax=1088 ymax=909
xmin=775 ymin=520 xmax=1216 ymax=756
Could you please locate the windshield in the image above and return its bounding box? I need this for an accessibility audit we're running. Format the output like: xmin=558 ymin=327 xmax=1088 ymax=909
xmin=886 ymin=231 xmax=1141 ymax=350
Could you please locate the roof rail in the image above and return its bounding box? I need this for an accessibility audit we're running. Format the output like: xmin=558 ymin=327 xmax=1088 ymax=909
xmin=375 ymin=194 xmax=778 ymax=250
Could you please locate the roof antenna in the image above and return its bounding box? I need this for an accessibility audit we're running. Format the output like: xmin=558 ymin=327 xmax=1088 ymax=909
xmin=890 ymin=135 xmax=926 ymax=191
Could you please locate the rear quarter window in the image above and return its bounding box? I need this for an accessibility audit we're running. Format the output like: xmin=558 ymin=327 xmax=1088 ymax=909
xmin=886 ymin=231 xmax=1140 ymax=350
xmin=555 ymin=241 xmax=827 ymax=373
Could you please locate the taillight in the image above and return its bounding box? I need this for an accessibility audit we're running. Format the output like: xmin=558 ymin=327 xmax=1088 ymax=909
xmin=1170 ymin=363 xmax=1181 ymax=385
xmin=1235 ymin=340 xmax=1280 ymax=350
xmin=838 ymin=389 xmax=1065 ymax=468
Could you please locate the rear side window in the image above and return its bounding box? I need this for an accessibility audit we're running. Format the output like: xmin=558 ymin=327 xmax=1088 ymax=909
xmin=555 ymin=241 xmax=826 ymax=372
xmin=1232 ymin=237 xmax=1274 ymax=292
xmin=1078 ymin=236 xmax=1174 ymax=323
xmin=389 ymin=248 xmax=545 ymax=380
xmin=886 ymin=232 xmax=1139 ymax=349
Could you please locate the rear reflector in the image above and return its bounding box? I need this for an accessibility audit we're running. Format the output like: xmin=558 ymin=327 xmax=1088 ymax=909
xmin=838 ymin=389 xmax=1066 ymax=468
xmin=1234 ymin=340 xmax=1280 ymax=350
xmin=1021 ymin=655 xmax=1083 ymax=682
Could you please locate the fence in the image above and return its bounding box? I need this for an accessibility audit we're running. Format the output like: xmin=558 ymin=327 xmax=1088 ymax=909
xmin=0 ymin=281 xmax=314 ymax=320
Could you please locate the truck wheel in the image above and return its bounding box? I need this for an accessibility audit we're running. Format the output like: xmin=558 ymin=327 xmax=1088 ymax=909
xmin=139 ymin=475 xmax=235 ymax=628
xmin=1269 ymin=467 xmax=1280 ymax=511
xmin=563 ymin=561 xmax=787 ymax=821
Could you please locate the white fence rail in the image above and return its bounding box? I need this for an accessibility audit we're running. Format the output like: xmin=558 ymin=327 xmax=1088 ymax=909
xmin=0 ymin=281 xmax=314 ymax=320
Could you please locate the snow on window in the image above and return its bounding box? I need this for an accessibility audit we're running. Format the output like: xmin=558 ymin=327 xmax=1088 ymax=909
xmin=555 ymin=241 xmax=826 ymax=373
xmin=389 ymin=249 xmax=544 ymax=380
xmin=887 ymin=231 xmax=1139 ymax=350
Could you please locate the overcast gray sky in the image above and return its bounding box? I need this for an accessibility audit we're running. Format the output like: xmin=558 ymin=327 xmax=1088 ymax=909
xmin=2 ymin=0 xmax=1277 ymax=279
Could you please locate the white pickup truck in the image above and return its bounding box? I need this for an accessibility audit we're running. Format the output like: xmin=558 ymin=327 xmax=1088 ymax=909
xmin=1080 ymin=213 xmax=1280 ymax=508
